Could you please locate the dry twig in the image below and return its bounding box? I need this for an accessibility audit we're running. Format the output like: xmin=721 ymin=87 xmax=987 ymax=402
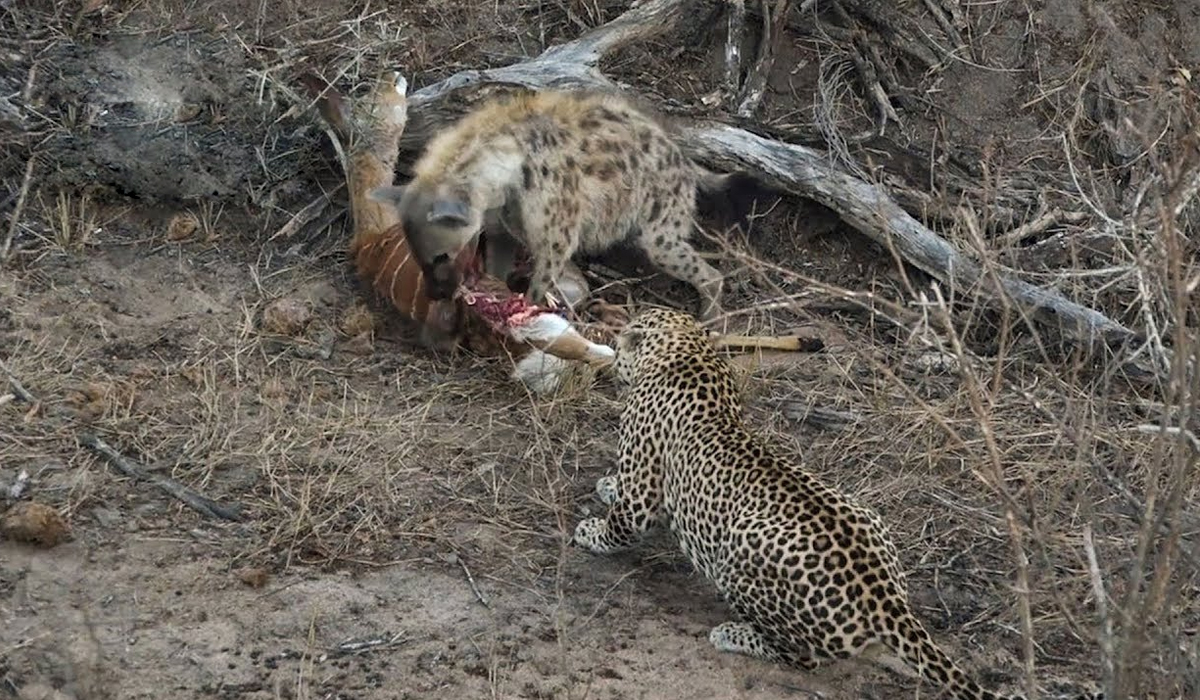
xmin=1 ymin=156 xmax=35 ymax=263
xmin=268 ymin=184 xmax=344 ymax=241
xmin=4 ymin=351 xmax=245 ymax=521
xmin=0 ymin=357 xmax=36 ymax=403
xmin=991 ymin=208 xmax=1089 ymax=249
xmin=81 ymin=434 xmax=246 ymax=522
xmin=724 ymin=0 xmax=746 ymax=101
xmin=736 ymin=0 xmax=790 ymax=118
xmin=447 ymin=551 xmax=490 ymax=608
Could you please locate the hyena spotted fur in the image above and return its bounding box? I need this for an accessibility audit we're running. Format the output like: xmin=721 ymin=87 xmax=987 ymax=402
xmin=370 ymin=89 xmax=750 ymax=321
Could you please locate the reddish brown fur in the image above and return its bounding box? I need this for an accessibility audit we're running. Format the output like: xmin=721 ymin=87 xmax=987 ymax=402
xmin=303 ymin=70 xmax=463 ymax=348
xmin=301 ymin=70 xmax=604 ymax=370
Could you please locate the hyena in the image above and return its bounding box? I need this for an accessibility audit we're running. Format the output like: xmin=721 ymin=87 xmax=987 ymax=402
xmin=301 ymin=71 xmax=584 ymax=348
xmin=369 ymin=89 xmax=746 ymax=322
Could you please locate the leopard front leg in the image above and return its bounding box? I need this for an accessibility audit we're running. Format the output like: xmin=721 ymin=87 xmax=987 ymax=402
xmin=573 ymin=453 xmax=662 ymax=555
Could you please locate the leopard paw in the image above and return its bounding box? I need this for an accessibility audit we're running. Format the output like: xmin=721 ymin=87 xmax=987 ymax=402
xmin=595 ymin=475 xmax=619 ymax=505
xmin=572 ymin=517 xmax=610 ymax=554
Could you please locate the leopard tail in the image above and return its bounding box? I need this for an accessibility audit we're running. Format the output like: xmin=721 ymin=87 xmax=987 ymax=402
xmin=889 ymin=612 xmax=1025 ymax=700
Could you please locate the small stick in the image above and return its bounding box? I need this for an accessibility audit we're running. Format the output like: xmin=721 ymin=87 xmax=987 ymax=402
xmin=3 ymin=358 xmax=245 ymax=522
xmin=0 ymin=358 xmax=36 ymax=403
xmin=736 ymin=0 xmax=790 ymax=118
xmin=1 ymin=156 xmax=35 ymax=263
xmin=81 ymin=433 xmax=245 ymax=522
xmin=1005 ymin=508 xmax=1038 ymax=699
xmin=777 ymin=402 xmax=862 ymax=430
xmin=1082 ymin=524 xmax=1116 ymax=687
xmin=724 ymin=0 xmax=746 ymax=99
xmin=326 ymin=632 xmax=406 ymax=658
xmin=992 ymin=208 xmax=1087 ymax=249
xmin=450 ymin=552 xmax=489 ymax=608
xmin=268 ymin=184 xmax=343 ymax=241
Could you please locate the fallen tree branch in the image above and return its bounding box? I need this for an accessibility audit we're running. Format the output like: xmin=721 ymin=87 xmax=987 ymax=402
xmin=81 ymin=434 xmax=246 ymax=522
xmin=396 ymin=0 xmax=1147 ymax=369
xmin=402 ymin=0 xmax=711 ymax=145
xmin=680 ymin=124 xmax=1145 ymax=353
xmin=736 ymin=0 xmax=790 ymax=119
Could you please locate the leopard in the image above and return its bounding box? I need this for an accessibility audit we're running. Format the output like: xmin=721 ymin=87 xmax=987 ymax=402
xmin=368 ymin=89 xmax=754 ymax=322
xmin=572 ymin=307 xmax=1103 ymax=700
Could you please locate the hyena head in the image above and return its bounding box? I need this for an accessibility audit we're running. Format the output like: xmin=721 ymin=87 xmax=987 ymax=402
xmin=369 ymin=179 xmax=483 ymax=300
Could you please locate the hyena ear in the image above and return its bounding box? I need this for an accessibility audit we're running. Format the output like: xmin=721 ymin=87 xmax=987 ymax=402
xmin=427 ymin=198 xmax=471 ymax=227
xmin=367 ymin=186 xmax=407 ymax=208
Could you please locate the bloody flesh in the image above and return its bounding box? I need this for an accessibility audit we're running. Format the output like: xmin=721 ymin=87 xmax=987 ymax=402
xmin=454 ymin=237 xmax=564 ymax=335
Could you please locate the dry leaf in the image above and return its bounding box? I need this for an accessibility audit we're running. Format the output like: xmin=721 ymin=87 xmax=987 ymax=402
xmin=1 ymin=502 xmax=71 ymax=548
xmin=166 ymin=212 xmax=199 ymax=241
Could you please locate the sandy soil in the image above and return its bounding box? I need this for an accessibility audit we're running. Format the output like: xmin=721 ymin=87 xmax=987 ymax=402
xmin=2 ymin=1 xmax=1198 ymax=699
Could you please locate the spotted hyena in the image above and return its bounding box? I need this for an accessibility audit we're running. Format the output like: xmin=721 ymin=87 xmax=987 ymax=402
xmin=369 ymin=89 xmax=749 ymax=321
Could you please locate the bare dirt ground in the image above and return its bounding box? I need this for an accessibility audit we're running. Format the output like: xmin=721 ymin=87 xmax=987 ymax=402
xmin=2 ymin=1 xmax=1199 ymax=699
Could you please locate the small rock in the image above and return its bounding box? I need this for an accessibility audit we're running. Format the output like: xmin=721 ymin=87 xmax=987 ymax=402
xmin=91 ymin=507 xmax=121 ymax=529
xmin=1 ymin=501 xmax=71 ymax=548
xmin=237 ymin=567 xmax=270 ymax=589
xmin=910 ymin=351 xmax=961 ymax=374
xmin=300 ymin=281 xmax=341 ymax=308
xmin=339 ymin=304 xmax=377 ymax=337
xmin=166 ymin=211 xmax=199 ymax=241
xmin=17 ymin=682 xmax=74 ymax=700
xmin=260 ymin=298 xmax=312 ymax=336
xmin=343 ymin=330 xmax=374 ymax=355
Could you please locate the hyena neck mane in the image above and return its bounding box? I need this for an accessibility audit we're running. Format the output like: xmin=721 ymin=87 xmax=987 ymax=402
xmin=412 ymin=130 xmax=526 ymax=217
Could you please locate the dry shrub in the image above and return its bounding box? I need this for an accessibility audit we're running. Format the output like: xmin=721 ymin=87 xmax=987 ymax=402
xmin=701 ymin=75 xmax=1200 ymax=697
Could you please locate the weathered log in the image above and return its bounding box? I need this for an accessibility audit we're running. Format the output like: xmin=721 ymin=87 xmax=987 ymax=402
xmin=397 ymin=0 xmax=1147 ymax=363
xmin=680 ymin=123 xmax=1143 ymax=352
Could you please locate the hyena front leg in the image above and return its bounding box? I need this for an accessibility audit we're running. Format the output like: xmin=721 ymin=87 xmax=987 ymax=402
xmin=637 ymin=212 xmax=724 ymax=322
xmin=522 ymin=200 xmax=582 ymax=309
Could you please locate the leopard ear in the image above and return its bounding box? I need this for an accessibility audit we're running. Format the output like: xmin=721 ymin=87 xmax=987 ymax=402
xmin=618 ymin=328 xmax=645 ymax=354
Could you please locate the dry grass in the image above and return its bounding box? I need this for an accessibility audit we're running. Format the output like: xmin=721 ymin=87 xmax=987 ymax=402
xmin=1 ymin=1 xmax=1198 ymax=699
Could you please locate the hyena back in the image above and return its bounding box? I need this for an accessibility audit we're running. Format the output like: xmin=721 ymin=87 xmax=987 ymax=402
xmin=371 ymin=89 xmax=736 ymax=321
